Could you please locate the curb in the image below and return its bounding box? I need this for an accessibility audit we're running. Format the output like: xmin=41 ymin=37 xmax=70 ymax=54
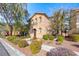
xmin=0 ymin=38 xmax=25 ymax=56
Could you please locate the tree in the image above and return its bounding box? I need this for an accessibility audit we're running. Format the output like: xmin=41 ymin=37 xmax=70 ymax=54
xmin=51 ymin=9 xmax=65 ymax=36
xmin=0 ymin=3 xmax=29 ymax=36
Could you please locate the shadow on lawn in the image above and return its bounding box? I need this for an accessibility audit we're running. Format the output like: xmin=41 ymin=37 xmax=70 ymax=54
xmin=72 ymin=44 xmax=79 ymax=48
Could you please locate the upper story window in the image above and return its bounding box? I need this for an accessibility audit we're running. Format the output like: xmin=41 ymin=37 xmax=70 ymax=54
xmin=35 ymin=18 xmax=37 ymax=24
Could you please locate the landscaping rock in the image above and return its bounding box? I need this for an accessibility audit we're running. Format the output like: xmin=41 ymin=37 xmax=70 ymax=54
xmin=46 ymin=47 xmax=77 ymax=56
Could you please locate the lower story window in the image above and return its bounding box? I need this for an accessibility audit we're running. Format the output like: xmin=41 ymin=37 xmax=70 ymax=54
xmin=39 ymin=28 xmax=42 ymax=33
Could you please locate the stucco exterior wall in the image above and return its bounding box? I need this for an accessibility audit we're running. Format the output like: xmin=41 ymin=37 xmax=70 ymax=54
xmin=30 ymin=13 xmax=51 ymax=39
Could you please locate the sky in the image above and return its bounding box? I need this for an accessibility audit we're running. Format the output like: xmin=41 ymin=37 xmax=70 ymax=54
xmin=27 ymin=3 xmax=79 ymax=17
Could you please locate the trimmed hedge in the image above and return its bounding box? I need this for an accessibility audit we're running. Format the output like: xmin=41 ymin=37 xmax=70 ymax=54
xmin=71 ymin=34 xmax=79 ymax=42
xmin=18 ymin=40 xmax=28 ymax=48
xmin=30 ymin=40 xmax=42 ymax=54
xmin=57 ymin=35 xmax=64 ymax=44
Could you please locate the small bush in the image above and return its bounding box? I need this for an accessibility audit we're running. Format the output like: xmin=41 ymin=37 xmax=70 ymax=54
xmin=46 ymin=47 xmax=77 ymax=56
xmin=7 ymin=36 xmax=16 ymax=41
xmin=26 ymin=34 xmax=31 ymax=38
xmin=43 ymin=34 xmax=49 ymax=40
xmin=57 ymin=35 xmax=64 ymax=44
xmin=7 ymin=36 xmax=18 ymax=45
xmin=49 ymin=35 xmax=54 ymax=41
xmin=30 ymin=40 xmax=42 ymax=54
xmin=18 ymin=40 xmax=28 ymax=48
xmin=71 ymin=34 xmax=79 ymax=42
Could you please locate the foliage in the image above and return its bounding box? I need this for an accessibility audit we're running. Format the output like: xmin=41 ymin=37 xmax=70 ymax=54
xmin=57 ymin=35 xmax=64 ymax=44
xmin=30 ymin=40 xmax=42 ymax=54
xmin=43 ymin=34 xmax=49 ymax=40
xmin=26 ymin=34 xmax=31 ymax=38
xmin=50 ymin=9 xmax=65 ymax=36
xmin=43 ymin=34 xmax=54 ymax=41
xmin=0 ymin=4 xmax=29 ymax=36
xmin=46 ymin=47 xmax=77 ymax=56
xmin=49 ymin=35 xmax=54 ymax=41
xmin=71 ymin=34 xmax=79 ymax=42
xmin=18 ymin=40 xmax=28 ymax=48
xmin=7 ymin=36 xmax=18 ymax=44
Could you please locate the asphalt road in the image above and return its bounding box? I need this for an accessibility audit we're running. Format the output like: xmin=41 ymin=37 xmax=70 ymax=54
xmin=0 ymin=42 xmax=10 ymax=56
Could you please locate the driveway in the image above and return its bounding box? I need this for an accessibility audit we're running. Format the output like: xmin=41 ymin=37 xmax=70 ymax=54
xmin=0 ymin=42 xmax=9 ymax=56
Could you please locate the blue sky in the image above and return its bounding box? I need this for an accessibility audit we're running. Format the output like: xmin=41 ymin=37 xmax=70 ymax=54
xmin=27 ymin=3 xmax=79 ymax=17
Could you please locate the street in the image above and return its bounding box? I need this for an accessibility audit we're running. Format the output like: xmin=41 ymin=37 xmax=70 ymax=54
xmin=0 ymin=42 xmax=9 ymax=56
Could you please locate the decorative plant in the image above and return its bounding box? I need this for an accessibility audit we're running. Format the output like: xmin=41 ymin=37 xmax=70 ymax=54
xmin=57 ymin=35 xmax=64 ymax=44
xmin=30 ymin=40 xmax=42 ymax=54
xmin=71 ymin=34 xmax=79 ymax=42
xmin=49 ymin=35 xmax=54 ymax=41
xmin=43 ymin=34 xmax=49 ymax=40
xmin=18 ymin=40 xmax=28 ymax=48
xmin=7 ymin=36 xmax=18 ymax=45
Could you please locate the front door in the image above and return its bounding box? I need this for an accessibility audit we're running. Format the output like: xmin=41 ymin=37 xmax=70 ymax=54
xmin=33 ymin=29 xmax=36 ymax=39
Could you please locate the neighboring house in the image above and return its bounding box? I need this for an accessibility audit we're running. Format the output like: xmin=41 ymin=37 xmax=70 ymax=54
xmin=70 ymin=9 xmax=79 ymax=34
xmin=29 ymin=13 xmax=51 ymax=39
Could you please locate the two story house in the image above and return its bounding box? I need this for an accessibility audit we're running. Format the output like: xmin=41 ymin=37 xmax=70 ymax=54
xmin=29 ymin=13 xmax=51 ymax=39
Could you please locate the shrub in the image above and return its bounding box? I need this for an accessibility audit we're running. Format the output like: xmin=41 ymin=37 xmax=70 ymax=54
xmin=43 ymin=34 xmax=49 ymax=40
xmin=71 ymin=34 xmax=79 ymax=42
xmin=26 ymin=34 xmax=31 ymax=38
xmin=46 ymin=47 xmax=77 ymax=56
xmin=30 ymin=40 xmax=42 ymax=54
xmin=7 ymin=36 xmax=16 ymax=41
xmin=57 ymin=35 xmax=64 ymax=44
xmin=18 ymin=40 xmax=28 ymax=48
xmin=7 ymin=36 xmax=18 ymax=45
xmin=49 ymin=35 xmax=54 ymax=41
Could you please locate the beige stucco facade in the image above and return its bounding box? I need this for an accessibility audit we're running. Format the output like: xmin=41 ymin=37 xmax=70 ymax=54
xmin=29 ymin=13 xmax=51 ymax=39
xmin=70 ymin=9 xmax=79 ymax=34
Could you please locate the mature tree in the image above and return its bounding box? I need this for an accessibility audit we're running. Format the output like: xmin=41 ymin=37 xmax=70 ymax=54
xmin=51 ymin=9 xmax=65 ymax=36
xmin=0 ymin=3 xmax=29 ymax=36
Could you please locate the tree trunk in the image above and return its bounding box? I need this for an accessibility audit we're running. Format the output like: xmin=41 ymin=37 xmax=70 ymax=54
xmin=9 ymin=25 xmax=13 ymax=36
